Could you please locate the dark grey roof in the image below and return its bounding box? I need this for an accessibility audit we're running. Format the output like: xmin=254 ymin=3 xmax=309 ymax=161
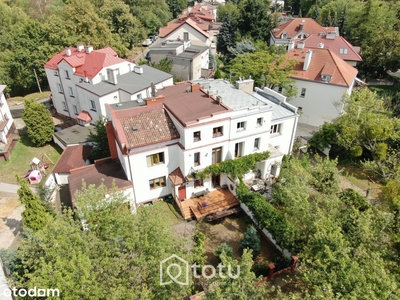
xmin=54 ymin=124 xmax=94 ymax=147
xmin=253 ymin=90 xmax=297 ymax=121
xmin=172 ymin=45 xmax=209 ymax=59
xmin=76 ymin=65 xmax=172 ymax=97
xmin=108 ymin=99 xmax=146 ymax=111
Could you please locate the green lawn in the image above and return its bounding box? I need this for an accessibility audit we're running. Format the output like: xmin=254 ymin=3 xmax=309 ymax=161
xmin=0 ymin=136 xmax=62 ymax=184
xmin=369 ymin=84 xmax=400 ymax=96
xmin=146 ymin=200 xmax=183 ymax=226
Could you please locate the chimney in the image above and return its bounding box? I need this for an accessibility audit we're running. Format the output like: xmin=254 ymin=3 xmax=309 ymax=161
xmin=146 ymin=95 xmax=165 ymax=106
xmin=76 ymin=44 xmax=84 ymax=52
xmin=191 ymin=83 xmax=201 ymax=92
xmin=326 ymin=31 xmax=336 ymax=40
xmin=303 ymin=49 xmax=313 ymax=71
xmin=288 ymin=40 xmax=295 ymax=51
xmin=107 ymin=68 xmax=118 ymax=85
xmin=216 ymin=95 xmax=223 ymax=104
xmin=85 ymin=45 xmax=93 ymax=54
xmin=105 ymin=122 xmax=118 ymax=159
xmin=317 ymin=43 xmax=324 ymax=48
xmin=134 ymin=66 xmax=144 ymax=74
xmin=235 ymin=79 xmax=254 ymax=94
xmin=65 ymin=47 xmax=72 ymax=56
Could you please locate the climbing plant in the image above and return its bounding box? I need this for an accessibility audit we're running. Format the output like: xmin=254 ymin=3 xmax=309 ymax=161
xmin=196 ymin=151 xmax=270 ymax=181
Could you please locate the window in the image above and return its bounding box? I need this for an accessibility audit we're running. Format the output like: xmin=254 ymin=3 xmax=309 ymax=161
xmin=212 ymin=147 xmax=222 ymax=164
xmin=57 ymin=83 xmax=63 ymax=94
xmin=254 ymin=138 xmax=260 ymax=150
xmin=194 ymin=178 xmax=203 ymax=188
xmin=237 ymin=121 xmax=246 ymax=131
xmin=65 ymin=70 xmax=70 ymax=79
xmin=137 ymin=94 xmax=142 ymax=99
xmin=278 ymin=87 xmax=283 ymax=93
xmin=149 ymin=176 xmax=166 ymax=189
xmin=271 ymin=124 xmax=281 ymax=134
xmin=54 ymin=71 xmax=59 ymax=76
xmin=146 ymin=152 xmax=165 ymax=167
xmin=213 ymin=126 xmax=223 ymax=137
xmin=62 ymin=101 xmax=68 ymax=111
xmin=256 ymin=117 xmax=263 ymax=127
xmin=73 ymin=105 xmax=78 ymax=115
xmin=300 ymin=88 xmax=306 ymax=98
xmin=193 ymin=131 xmax=201 ymax=142
xmin=339 ymin=48 xmax=348 ymax=54
xmin=68 ymin=87 xmax=74 ymax=97
xmin=234 ymin=142 xmax=244 ymax=158
xmin=183 ymin=32 xmax=189 ymax=41
xmin=90 ymin=100 xmax=96 ymax=111
xmin=194 ymin=152 xmax=200 ymax=166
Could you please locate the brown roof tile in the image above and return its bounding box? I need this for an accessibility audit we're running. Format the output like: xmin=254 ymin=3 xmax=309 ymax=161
xmin=169 ymin=167 xmax=185 ymax=185
xmin=53 ymin=145 xmax=92 ymax=174
xmin=286 ymin=48 xmax=358 ymax=86
xmin=272 ymin=18 xmax=330 ymax=39
xmin=69 ymin=158 xmax=132 ymax=204
xmin=159 ymin=18 xmax=209 ymax=38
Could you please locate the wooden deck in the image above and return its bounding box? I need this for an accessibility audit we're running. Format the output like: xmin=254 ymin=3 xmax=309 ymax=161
xmin=179 ymin=188 xmax=240 ymax=220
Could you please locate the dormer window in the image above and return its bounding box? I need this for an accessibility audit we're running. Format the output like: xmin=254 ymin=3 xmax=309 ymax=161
xmin=321 ymin=75 xmax=332 ymax=83
xmin=281 ymin=32 xmax=288 ymax=39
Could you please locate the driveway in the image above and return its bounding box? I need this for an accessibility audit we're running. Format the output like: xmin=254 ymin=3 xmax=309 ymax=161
xmin=0 ymin=191 xmax=23 ymax=249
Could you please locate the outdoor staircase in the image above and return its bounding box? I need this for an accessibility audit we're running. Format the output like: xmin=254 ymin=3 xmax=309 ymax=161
xmin=182 ymin=205 xmax=195 ymax=220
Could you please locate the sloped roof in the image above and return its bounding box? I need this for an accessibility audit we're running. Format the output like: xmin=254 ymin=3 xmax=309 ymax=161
xmin=169 ymin=167 xmax=185 ymax=185
xmin=69 ymin=158 xmax=132 ymax=204
xmin=112 ymin=104 xmax=180 ymax=149
xmin=181 ymin=2 xmax=215 ymax=22
xmin=286 ymin=48 xmax=358 ymax=87
xmin=77 ymin=111 xmax=92 ymax=122
xmin=303 ymin=34 xmax=362 ymax=62
xmin=44 ymin=46 xmax=126 ymax=79
xmin=53 ymin=145 xmax=92 ymax=174
xmin=272 ymin=18 xmax=335 ymax=39
xmin=159 ymin=18 xmax=209 ymax=38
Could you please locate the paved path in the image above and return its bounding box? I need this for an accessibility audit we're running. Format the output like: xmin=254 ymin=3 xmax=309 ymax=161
xmin=0 ymin=182 xmax=36 ymax=195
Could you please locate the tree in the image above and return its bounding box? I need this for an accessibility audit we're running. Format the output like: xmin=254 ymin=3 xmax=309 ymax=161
xmin=16 ymin=176 xmax=52 ymax=232
xmin=216 ymin=1 xmax=240 ymax=23
xmin=229 ymin=49 xmax=298 ymax=99
xmin=151 ymin=57 xmax=173 ymax=74
xmin=16 ymin=182 xmax=194 ymax=299
xmin=214 ymin=243 xmax=234 ymax=260
xmin=217 ymin=15 xmax=237 ymax=54
xmin=22 ymin=99 xmax=54 ymax=147
xmin=240 ymin=225 xmax=260 ymax=259
xmin=237 ymin=0 xmax=272 ymax=42
xmin=88 ymin=117 xmax=110 ymax=162
xmin=335 ymin=88 xmax=400 ymax=178
xmin=166 ymin=0 xmax=187 ymax=18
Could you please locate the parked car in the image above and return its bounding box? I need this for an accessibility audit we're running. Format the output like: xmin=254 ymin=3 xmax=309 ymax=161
xmin=142 ymin=39 xmax=152 ymax=47
xmin=149 ymin=35 xmax=159 ymax=42
xmin=54 ymin=125 xmax=64 ymax=132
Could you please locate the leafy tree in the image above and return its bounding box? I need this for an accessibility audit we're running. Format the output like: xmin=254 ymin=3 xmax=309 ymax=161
xmin=166 ymin=0 xmax=187 ymax=18
xmin=205 ymin=249 xmax=270 ymax=299
xmin=216 ymin=1 xmax=240 ymax=23
xmin=16 ymin=175 xmax=52 ymax=232
xmin=240 ymin=225 xmax=260 ymax=259
xmin=237 ymin=0 xmax=272 ymax=42
xmin=309 ymin=122 xmax=338 ymax=151
xmin=214 ymin=69 xmax=222 ymax=79
xmin=151 ymin=57 xmax=173 ymax=74
xmin=229 ymin=49 xmax=298 ymax=98
xmin=22 ymin=99 xmax=54 ymax=147
xmin=226 ymin=39 xmax=256 ymax=62
xmin=335 ymin=88 xmax=400 ymax=179
xmin=88 ymin=117 xmax=110 ymax=162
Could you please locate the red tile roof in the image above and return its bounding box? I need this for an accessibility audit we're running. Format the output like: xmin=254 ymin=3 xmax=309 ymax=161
xmin=161 ymin=83 xmax=231 ymax=127
xmin=69 ymin=158 xmax=132 ymax=204
xmin=77 ymin=111 xmax=92 ymax=122
xmin=53 ymin=145 xmax=92 ymax=174
xmin=286 ymin=48 xmax=358 ymax=87
xmin=272 ymin=18 xmax=334 ymax=39
xmin=44 ymin=46 xmax=126 ymax=79
xmin=303 ymin=34 xmax=362 ymax=62
xmin=112 ymin=104 xmax=180 ymax=149
xmin=181 ymin=2 xmax=215 ymax=22
xmin=159 ymin=18 xmax=209 ymax=38
xmin=169 ymin=167 xmax=185 ymax=185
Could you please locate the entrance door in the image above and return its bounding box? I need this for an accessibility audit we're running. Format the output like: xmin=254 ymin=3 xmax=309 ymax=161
xmin=178 ymin=185 xmax=186 ymax=200
xmin=211 ymin=175 xmax=220 ymax=188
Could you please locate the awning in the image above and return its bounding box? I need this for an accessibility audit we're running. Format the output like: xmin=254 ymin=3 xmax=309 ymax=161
xmin=77 ymin=110 xmax=92 ymax=123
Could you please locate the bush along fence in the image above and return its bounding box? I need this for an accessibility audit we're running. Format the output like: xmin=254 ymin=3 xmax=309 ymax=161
xmin=236 ymin=183 xmax=299 ymax=257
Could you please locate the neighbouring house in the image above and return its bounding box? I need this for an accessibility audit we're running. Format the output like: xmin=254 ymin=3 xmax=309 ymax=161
xmin=0 ymin=85 xmax=18 ymax=161
xmin=182 ymin=2 xmax=217 ymax=23
xmin=303 ymin=33 xmax=362 ymax=67
xmin=284 ymin=47 xmax=358 ymax=127
xmin=101 ymin=78 xmax=298 ymax=219
xmin=52 ymin=145 xmax=92 ymax=185
xmin=44 ymin=45 xmax=173 ymax=124
xmin=270 ymin=18 xmax=339 ymax=51
xmin=147 ymin=40 xmax=210 ymax=80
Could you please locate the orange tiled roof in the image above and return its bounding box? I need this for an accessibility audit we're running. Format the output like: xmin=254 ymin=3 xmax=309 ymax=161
xmin=115 ymin=104 xmax=180 ymax=149
xmin=303 ymin=34 xmax=362 ymax=62
xmin=44 ymin=46 xmax=126 ymax=79
xmin=159 ymin=18 xmax=209 ymax=38
xmin=169 ymin=167 xmax=186 ymax=185
xmin=286 ymin=48 xmax=358 ymax=87
xmin=53 ymin=145 xmax=92 ymax=174
xmin=77 ymin=110 xmax=92 ymax=123
xmin=181 ymin=2 xmax=215 ymax=22
xmin=272 ymin=18 xmax=333 ymax=39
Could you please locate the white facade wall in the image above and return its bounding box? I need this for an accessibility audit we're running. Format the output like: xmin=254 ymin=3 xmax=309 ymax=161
xmin=269 ymin=117 xmax=298 ymax=154
xmin=0 ymin=92 xmax=13 ymax=144
xmin=290 ymin=79 xmax=351 ymax=126
xmin=161 ymin=24 xmax=211 ymax=47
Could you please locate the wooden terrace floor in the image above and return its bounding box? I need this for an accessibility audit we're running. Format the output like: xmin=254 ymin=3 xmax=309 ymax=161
xmin=179 ymin=188 xmax=240 ymax=220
